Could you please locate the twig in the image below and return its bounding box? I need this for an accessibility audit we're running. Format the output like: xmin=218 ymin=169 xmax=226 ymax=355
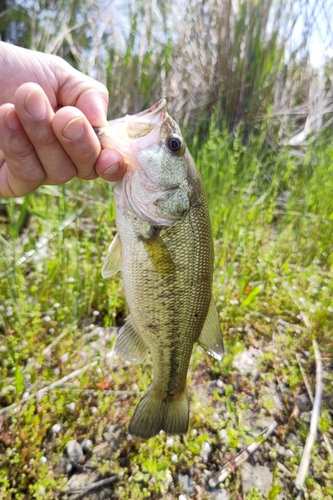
xmin=296 ymin=354 xmax=333 ymax=458
xmin=209 ymin=421 xmax=278 ymax=487
xmin=68 ymin=475 xmax=119 ymax=500
xmin=59 ymin=387 xmax=139 ymax=397
xmin=295 ymin=340 xmax=323 ymax=492
xmin=42 ymin=330 xmax=70 ymax=356
xmin=0 ymin=361 xmax=98 ymax=416
xmin=296 ymin=353 xmax=315 ymax=404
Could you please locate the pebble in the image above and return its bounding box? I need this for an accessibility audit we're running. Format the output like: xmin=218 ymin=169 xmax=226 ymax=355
xmin=287 ymin=433 xmax=298 ymax=446
xmin=209 ymin=488 xmax=230 ymax=500
xmin=276 ymin=445 xmax=286 ymax=456
xmin=295 ymin=393 xmax=312 ymax=412
xmin=179 ymin=474 xmax=195 ymax=494
xmin=277 ymin=462 xmax=291 ymax=476
xmin=65 ymin=440 xmax=83 ymax=464
xmin=81 ymin=439 xmax=93 ymax=454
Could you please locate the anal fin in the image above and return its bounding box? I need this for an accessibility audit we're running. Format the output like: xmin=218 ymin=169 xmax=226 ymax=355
xmin=197 ymin=297 xmax=224 ymax=360
xmin=114 ymin=315 xmax=149 ymax=364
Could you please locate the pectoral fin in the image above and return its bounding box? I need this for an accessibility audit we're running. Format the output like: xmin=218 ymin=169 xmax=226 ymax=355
xmin=197 ymin=297 xmax=224 ymax=360
xmin=143 ymin=235 xmax=176 ymax=279
xmin=113 ymin=315 xmax=149 ymax=364
xmin=101 ymin=233 xmax=122 ymax=278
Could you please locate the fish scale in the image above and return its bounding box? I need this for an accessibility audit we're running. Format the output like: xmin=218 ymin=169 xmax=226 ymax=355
xmin=96 ymin=99 xmax=224 ymax=440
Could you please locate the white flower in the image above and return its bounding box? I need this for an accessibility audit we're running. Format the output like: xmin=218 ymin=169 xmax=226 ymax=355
xmin=43 ymin=316 xmax=51 ymax=322
xmin=40 ymin=456 xmax=47 ymax=464
xmin=171 ymin=454 xmax=178 ymax=463
xmin=52 ymin=424 xmax=61 ymax=433
xmin=201 ymin=441 xmax=211 ymax=453
xmin=67 ymin=402 xmax=75 ymax=412
xmin=218 ymin=429 xmax=227 ymax=440
xmin=60 ymin=353 xmax=69 ymax=363
xmin=166 ymin=437 xmax=174 ymax=447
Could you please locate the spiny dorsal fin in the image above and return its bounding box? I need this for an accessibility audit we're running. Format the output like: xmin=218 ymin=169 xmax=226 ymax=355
xmin=102 ymin=233 xmax=122 ymax=278
xmin=114 ymin=315 xmax=149 ymax=364
xmin=197 ymin=297 xmax=224 ymax=360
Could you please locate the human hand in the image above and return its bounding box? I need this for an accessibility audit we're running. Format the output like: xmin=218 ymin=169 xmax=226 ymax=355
xmin=0 ymin=42 xmax=126 ymax=197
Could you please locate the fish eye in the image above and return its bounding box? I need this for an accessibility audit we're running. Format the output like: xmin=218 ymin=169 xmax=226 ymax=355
xmin=167 ymin=136 xmax=182 ymax=154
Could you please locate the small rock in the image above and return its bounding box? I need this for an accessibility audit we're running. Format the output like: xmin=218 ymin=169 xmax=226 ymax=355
xmin=287 ymin=433 xmax=298 ymax=446
xmin=295 ymin=393 xmax=312 ymax=412
xmin=276 ymin=445 xmax=286 ymax=456
xmin=241 ymin=462 xmax=273 ymax=496
xmin=65 ymin=440 xmax=83 ymax=464
xmin=81 ymin=439 xmax=93 ymax=454
xmin=208 ymin=487 xmax=230 ymax=500
xmin=277 ymin=462 xmax=291 ymax=476
xmin=179 ymin=474 xmax=195 ymax=494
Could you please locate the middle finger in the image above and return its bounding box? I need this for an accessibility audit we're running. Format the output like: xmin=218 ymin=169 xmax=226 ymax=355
xmin=14 ymin=83 xmax=77 ymax=184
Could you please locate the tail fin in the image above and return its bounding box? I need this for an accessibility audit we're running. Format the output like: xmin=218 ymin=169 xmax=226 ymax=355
xmin=128 ymin=386 xmax=189 ymax=440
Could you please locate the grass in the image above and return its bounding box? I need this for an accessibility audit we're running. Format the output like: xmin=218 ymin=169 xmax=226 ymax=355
xmin=0 ymin=120 xmax=332 ymax=499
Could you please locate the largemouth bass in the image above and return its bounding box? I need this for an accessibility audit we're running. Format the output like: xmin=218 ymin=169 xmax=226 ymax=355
xmin=96 ymin=99 xmax=223 ymax=440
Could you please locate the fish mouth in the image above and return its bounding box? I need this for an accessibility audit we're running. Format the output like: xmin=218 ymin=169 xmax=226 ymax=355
xmin=125 ymin=99 xmax=167 ymax=139
xmin=132 ymin=99 xmax=167 ymax=120
xmin=96 ymin=100 xmax=168 ymax=165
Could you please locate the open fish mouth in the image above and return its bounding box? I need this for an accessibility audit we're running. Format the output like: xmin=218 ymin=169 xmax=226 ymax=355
xmin=132 ymin=99 xmax=167 ymax=120
xmin=95 ymin=99 xmax=168 ymax=164
xmin=123 ymin=99 xmax=167 ymax=139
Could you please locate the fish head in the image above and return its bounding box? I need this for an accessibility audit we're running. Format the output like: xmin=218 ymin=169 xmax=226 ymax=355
xmin=96 ymin=100 xmax=199 ymax=226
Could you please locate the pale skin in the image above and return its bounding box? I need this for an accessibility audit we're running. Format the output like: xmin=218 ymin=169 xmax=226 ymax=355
xmin=0 ymin=42 xmax=126 ymax=197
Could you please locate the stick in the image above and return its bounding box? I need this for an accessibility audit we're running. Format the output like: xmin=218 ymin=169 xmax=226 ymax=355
xmin=295 ymin=340 xmax=323 ymax=491
xmin=0 ymin=361 xmax=98 ymax=416
xmin=68 ymin=475 xmax=118 ymax=500
xmin=209 ymin=421 xmax=278 ymax=487
xmin=296 ymin=353 xmax=333 ymax=458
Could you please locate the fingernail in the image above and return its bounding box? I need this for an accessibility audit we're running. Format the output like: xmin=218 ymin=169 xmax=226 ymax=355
xmin=102 ymin=162 xmax=120 ymax=177
xmin=5 ymin=108 xmax=21 ymax=131
xmin=25 ymin=89 xmax=47 ymax=119
xmin=62 ymin=117 xmax=84 ymax=141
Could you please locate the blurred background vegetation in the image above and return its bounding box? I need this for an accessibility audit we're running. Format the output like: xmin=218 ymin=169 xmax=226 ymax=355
xmin=0 ymin=1 xmax=333 ymax=499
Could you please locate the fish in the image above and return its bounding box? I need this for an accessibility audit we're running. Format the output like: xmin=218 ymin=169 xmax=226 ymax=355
xmin=95 ymin=99 xmax=223 ymax=440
